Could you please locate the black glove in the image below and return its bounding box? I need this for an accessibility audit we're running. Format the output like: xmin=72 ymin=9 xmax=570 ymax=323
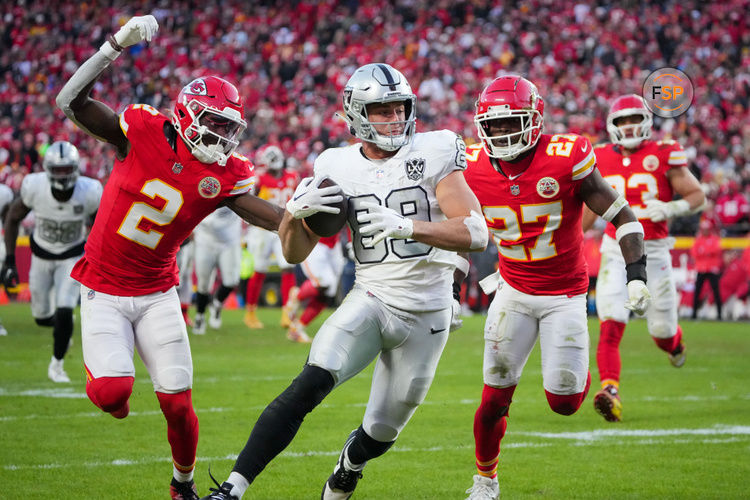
xmin=1 ymin=255 xmax=19 ymax=289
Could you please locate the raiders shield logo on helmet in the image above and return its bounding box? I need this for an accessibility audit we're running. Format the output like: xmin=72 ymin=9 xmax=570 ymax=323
xmin=405 ymin=157 xmax=426 ymax=181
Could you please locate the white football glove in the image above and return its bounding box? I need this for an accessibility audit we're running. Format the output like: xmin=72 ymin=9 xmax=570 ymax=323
xmin=286 ymin=177 xmax=343 ymax=219
xmin=450 ymin=299 xmax=463 ymax=332
xmin=114 ymin=15 xmax=159 ymax=48
xmin=624 ymin=280 xmax=651 ymax=315
xmin=357 ymin=202 xmax=414 ymax=246
xmin=643 ymin=199 xmax=690 ymax=222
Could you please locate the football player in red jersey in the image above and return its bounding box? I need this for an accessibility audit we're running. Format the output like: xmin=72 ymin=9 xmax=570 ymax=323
xmin=242 ymin=144 xmax=301 ymax=332
xmin=462 ymin=76 xmax=649 ymax=500
xmin=53 ymin=15 xmax=334 ymax=500
xmin=582 ymin=95 xmax=705 ymax=423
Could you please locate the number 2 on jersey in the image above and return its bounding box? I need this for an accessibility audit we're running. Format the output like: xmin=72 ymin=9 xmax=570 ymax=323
xmin=117 ymin=179 xmax=184 ymax=249
xmin=484 ymin=201 xmax=562 ymax=261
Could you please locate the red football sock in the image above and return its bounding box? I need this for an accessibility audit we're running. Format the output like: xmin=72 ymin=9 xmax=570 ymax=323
xmin=245 ymin=273 xmax=265 ymax=306
xmin=300 ymin=296 xmax=327 ymax=326
xmin=652 ymin=324 xmax=683 ymax=353
xmin=281 ymin=272 xmax=296 ymax=305
xmin=544 ymin=371 xmax=591 ymax=415
xmin=156 ymin=390 xmax=199 ymax=474
xmin=473 ymin=384 xmax=516 ymax=477
xmin=596 ymin=320 xmax=626 ymax=384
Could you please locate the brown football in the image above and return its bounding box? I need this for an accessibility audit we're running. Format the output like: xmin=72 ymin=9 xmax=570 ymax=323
xmin=303 ymin=178 xmax=349 ymax=237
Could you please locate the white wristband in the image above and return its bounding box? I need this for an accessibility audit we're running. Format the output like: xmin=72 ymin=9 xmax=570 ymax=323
xmin=601 ymin=195 xmax=628 ymax=222
xmin=670 ymin=199 xmax=691 ymax=217
xmin=615 ymin=221 xmax=644 ymax=243
xmin=464 ymin=210 xmax=489 ymax=250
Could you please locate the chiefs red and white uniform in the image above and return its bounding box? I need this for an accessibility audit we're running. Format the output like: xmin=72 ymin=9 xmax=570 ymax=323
xmin=463 ymin=133 xmax=595 ymax=394
xmin=74 ymin=104 xmax=254 ymax=390
xmin=595 ymin=139 xmax=687 ymax=336
xmin=301 ymin=234 xmax=346 ymax=298
xmin=245 ymin=169 xmax=299 ymax=272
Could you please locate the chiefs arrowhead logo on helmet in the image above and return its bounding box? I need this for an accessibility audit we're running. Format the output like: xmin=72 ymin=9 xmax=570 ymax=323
xmin=185 ymin=79 xmax=208 ymax=96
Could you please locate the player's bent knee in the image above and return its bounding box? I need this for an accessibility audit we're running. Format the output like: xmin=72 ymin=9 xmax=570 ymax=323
xmin=545 ymin=390 xmax=584 ymax=416
xmin=274 ymin=364 xmax=335 ymax=415
xmin=154 ymin=366 xmax=192 ymax=393
xmin=367 ymin=422 xmax=399 ymax=443
xmin=86 ymin=376 xmax=134 ymax=413
xmin=649 ymin=320 xmax=673 ymax=339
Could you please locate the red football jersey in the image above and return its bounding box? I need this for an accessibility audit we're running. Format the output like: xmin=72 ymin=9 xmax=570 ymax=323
xmin=71 ymin=104 xmax=255 ymax=295
xmin=595 ymin=139 xmax=687 ymax=240
xmin=255 ymin=170 xmax=299 ymax=207
xmin=318 ymin=234 xmax=339 ymax=249
xmin=464 ymin=133 xmax=595 ymax=296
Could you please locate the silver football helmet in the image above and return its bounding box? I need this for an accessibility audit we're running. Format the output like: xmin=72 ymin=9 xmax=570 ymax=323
xmin=256 ymin=144 xmax=285 ymax=172
xmin=341 ymin=63 xmax=416 ymax=151
xmin=43 ymin=141 xmax=80 ymax=191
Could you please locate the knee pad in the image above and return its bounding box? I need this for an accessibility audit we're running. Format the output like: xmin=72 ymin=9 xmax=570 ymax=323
xmin=86 ymin=375 xmax=134 ymax=414
xmin=545 ymin=371 xmax=591 ymax=415
xmin=649 ymin=320 xmax=673 ymax=339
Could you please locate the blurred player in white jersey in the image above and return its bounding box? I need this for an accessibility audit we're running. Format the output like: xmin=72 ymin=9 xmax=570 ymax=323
xmin=0 ymin=181 xmax=14 ymax=336
xmin=243 ymin=144 xmax=299 ymax=330
xmin=2 ymin=141 xmax=102 ymax=381
xmin=284 ymin=233 xmax=347 ymax=343
xmin=583 ymin=95 xmax=705 ymax=422
xmin=192 ymin=206 xmax=243 ymax=334
xmin=201 ymin=63 xmax=487 ymax=500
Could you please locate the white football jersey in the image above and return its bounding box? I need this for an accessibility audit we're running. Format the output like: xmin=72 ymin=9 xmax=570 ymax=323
xmin=20 ymin=173 xmax=102 ymax=256
xmin=193 ymin=205 xmax=243 ymax=245
xmin=314 ymin=130 xmax=467 ymax=311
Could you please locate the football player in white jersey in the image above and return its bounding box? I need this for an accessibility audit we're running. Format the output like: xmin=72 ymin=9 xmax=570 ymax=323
xmin=0 ymin=181 xmax=14 ymax=336
xmin=201 ymin=63 xmax=488 ymax=500
xmin=191 ymin=206 xmax=243 ymax=334
xmin=1 ymin=141 xmax=102 ymax=381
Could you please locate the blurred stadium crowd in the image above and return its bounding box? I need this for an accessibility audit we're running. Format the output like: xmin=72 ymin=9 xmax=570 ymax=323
xmin=1 ymin=0 xmax=749 ymax=236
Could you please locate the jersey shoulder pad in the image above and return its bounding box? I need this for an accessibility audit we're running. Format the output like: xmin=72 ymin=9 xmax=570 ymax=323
xmin=118 ymin=103 xmax=166 ymax=138
xmin=0 ymin=183 xmax=12 ymax=211
xmin=20 ymin=172 xmax=46 ymax=206
xmin=567 ymin=135 xmax=596 ymax=181
xmin=414 ymin=129 xmax=467 ymax=172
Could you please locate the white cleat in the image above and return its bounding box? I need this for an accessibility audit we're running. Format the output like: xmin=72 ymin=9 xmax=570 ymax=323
xmin=47 ymin=356 xmax=71 ymax=383
xmin=286 ymin=320 xmax=311 ymax=343
xmin=465 ymin=474 xmax=499 ymax=500
xmin=193 ymin=313 xmax=206 ymax=335
xmin=0 ymin=323 xmax=7 ymax=336
xmin=208 ymin=300 xmax=223 ymax=329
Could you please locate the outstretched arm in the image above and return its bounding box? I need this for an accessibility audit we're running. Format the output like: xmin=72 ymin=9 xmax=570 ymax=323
xmin=223 ymin=194 xmax=285 ymax=232
xmin=56 ymin=15 xmax=159 ymax=159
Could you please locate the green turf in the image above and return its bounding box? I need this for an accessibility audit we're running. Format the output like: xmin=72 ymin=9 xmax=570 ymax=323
xmin=1 ymin=302 xmax=748 ymax=499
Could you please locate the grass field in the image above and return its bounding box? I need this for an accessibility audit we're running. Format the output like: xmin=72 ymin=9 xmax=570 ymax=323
xmin=1 ymin=302 xmax=749 ymax=499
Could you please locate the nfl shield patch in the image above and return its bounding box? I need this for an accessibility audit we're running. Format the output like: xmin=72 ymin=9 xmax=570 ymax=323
xmin=405 ymin=158 xmax=426 ymax=181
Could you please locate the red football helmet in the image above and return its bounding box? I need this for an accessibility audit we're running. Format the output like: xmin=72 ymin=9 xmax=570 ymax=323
xmin=172 ymin=76 xmax=247 ymax=166
xmin=606 ymin=94 xmax=652 ymax=149
xmin=474 ymin=75 xmax=544 ymax=161
xmin=255 ymin=144 xmax=285 ymax=173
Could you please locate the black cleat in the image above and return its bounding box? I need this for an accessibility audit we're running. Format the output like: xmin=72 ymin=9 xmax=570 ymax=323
xmin=321 ymin=430 xmax=364 ymax=499
xmin=170 ymin=478 xmax=200 ymax=500
xmin=200 ymin=470 xmax=238 ymax=500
